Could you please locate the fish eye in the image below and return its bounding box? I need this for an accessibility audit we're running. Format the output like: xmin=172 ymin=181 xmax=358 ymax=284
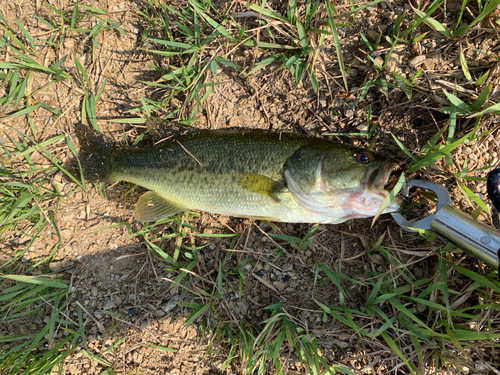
xmin=354 ymin=151 xmax=371 ymax=164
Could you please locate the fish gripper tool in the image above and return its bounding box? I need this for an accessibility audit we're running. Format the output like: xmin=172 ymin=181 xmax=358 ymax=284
xmin=391 ymin=180 xmax=500 ymax=269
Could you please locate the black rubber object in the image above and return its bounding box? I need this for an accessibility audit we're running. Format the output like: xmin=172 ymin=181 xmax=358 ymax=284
xmin=487 ymin=168 xmax=500 ymax=212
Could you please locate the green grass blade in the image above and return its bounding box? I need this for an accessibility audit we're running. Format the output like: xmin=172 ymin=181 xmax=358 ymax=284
xmin=408 ymin=131 xmax=473 ymax=172
xmin=325 ymin=1 xmax=348 ymax=91
xmin=413 ymin=8 xmax=451 ymax=38
xmin=2 ymin=275 xmax=68 ymax=289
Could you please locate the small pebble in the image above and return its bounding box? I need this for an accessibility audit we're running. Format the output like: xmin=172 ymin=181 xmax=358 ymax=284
xmin=409 ymin=55 xmax=426 ymax=68
xmin=128 ymin=308 xmax=136 ymax=316
xmin=273 ymin=281 xmax=286 ymax=292
xmin=20 ymin=324 xmax=29 ymax=335
xmin=371 ymin=254 xmax=385 ymax=265
xmin=238 ymin=300 xmax=249 ymax=315
xmin=423 ymin=57 xmax=437 ymax=70
xmin=161 ymin=297 xmax=178 ymax=313
xmin=366 ymin=29 xmax=379 ymax=42
xmin=102 ymin=299 xmax=115 ymax=310
xmin=385 ymin=22 xmax=395 ymax=36
xmin=255 ymin=269 xmax=266 ymax=276
xmin=475 ymin=362 xmax=487 ymax=372
xmin=412 ymin=118 xmax=423 ymax=127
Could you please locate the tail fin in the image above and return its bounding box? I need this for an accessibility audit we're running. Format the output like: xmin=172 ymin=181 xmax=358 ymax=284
xmin=74 ymin=123 xmax=114 ymax=182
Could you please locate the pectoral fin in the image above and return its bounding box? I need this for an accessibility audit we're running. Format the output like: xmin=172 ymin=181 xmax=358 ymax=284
xmin=135 ymin=191 xmax=185 ymax=222
xmin=238 ymin=173 xmax=283 ymax=202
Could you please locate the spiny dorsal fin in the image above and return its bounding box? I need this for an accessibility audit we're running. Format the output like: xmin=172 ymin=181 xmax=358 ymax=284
xmin=145 ymin=116 xmax=200 ymax=142
xmin=135 ymin=191 xmax=185 ymax=222
xmin=238 ymin=173 xmax=283 ymax=202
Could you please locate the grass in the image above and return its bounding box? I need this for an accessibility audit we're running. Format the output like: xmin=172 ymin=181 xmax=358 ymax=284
xmin=1 ymin=0 xmax=500 ymax=374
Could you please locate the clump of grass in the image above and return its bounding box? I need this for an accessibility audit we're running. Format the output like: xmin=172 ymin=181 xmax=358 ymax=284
xmin=0 ymin=275 xmax=77 ymax=374
xmin=0 ymin=2 xmax=120 ymax=372
xmin=132 ymin=0 xmax=357 ymax=121
xmin=0 ymin=124 xmax=92 ymax=373
xmin=134 ymin=0 xmax=242 ymax=121
xmin=231 ymin=302 xmax=351 ymax=375
xmin=0 ymin=1 xmax=123 ymax=128
xmin=33 ymin=0 xmax=125 ymax=58
xmin=0 ymin=11 xmax=68 ymax=128
xmin=313 ymin=239 xmax=500 ymax=372
xmin=0 ymin=135 xmax=62 ymax=271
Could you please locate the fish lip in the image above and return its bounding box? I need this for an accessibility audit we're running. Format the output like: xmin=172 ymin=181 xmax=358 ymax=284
xmin=364 ymin=160 xmax=397 ymax=192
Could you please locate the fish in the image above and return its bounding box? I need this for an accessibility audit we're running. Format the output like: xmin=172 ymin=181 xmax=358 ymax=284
xmin=75 ymin=123 xmax=400 ymax=224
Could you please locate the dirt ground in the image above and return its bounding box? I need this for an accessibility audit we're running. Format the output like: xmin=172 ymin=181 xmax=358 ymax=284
xmin=2 ymin=0 xmax=500 ymax=374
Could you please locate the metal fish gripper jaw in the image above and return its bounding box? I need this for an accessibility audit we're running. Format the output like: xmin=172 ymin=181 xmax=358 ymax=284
xmin=391 ymin=180 xmax=500 ymax=269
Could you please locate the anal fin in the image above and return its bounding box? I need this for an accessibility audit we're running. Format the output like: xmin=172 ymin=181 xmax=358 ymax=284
xmin=135 ymin=191 xmax=185 ymax=222
xmin=238 ymin=173 xmax=283 ymax=202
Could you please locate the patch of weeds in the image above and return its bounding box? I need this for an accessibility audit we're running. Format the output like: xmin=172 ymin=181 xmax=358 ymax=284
xmin=0 ymin=2 xmax=123 ymax=128
xmin=392 ymin=81 xmax=498 ymax=218
xmin=268 ymin=223 xmax=320 ymax=252
xmin=313 ymin=242 xmax=500 ymax=372
xmin=0 ymin=163 xmax=59 ymax=271
xmin=0 ymin=275 xmax=78 ymax=374
xmin=72 ymin=51 xmax=107 ymax=131
xmin=356 ymin=0 xmax=500 ymax=108
xmin=119 ymin=212 xmax=241 ymax=302
xmin=0 ymin=14 xmax=68 ymax=123
xmin=35 ymin=0 xmax=124 ymax=59
xmin=441 ymin=83 xmax=500 ymax=123
xmin=218 ymin=302 xmax=352 ymax=375
xmin=0 ymin=275 xmax=115 ymax=374
xmin=410 ymin=0 xmax=500 ymax=39
xmin=137 ymin=0 xmax=243 ymax=120
xmin=243 ymin=0 xmax=327 ymax=92
xmin=0 ymin=124 xmax=87 ymax=373
xmin=0 ymin=129 xmax=81 ymax=271
xmin=136 ymin=0 xmax=353 ymax=120
xmin=39 ymin=1 xmax=123 ymax=128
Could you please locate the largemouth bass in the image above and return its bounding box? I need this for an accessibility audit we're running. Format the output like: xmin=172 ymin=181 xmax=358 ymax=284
xmin=75 ymin=124 xmax=399 ymax=224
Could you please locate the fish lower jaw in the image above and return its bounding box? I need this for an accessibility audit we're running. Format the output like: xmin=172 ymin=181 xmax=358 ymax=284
xmin=283 ymin=190 xmax=399 ymax=224
xmin=346 ymin=190 xmax=400 ymax=215
xmin=311 ymin=190 xmax=398 ymax=224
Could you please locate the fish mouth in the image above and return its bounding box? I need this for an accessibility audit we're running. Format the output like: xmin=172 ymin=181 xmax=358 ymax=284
xmin=284 ymin=158 xmax=401 ymax=224
xmin=364 ymin=160 xmax=397 ymax=192
xmin=361 ymin=160 xmax=401 ymax=213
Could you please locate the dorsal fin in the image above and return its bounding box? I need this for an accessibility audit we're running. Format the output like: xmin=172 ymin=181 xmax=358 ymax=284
xmin=145 ymin=117 xmax=200 ymax=143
